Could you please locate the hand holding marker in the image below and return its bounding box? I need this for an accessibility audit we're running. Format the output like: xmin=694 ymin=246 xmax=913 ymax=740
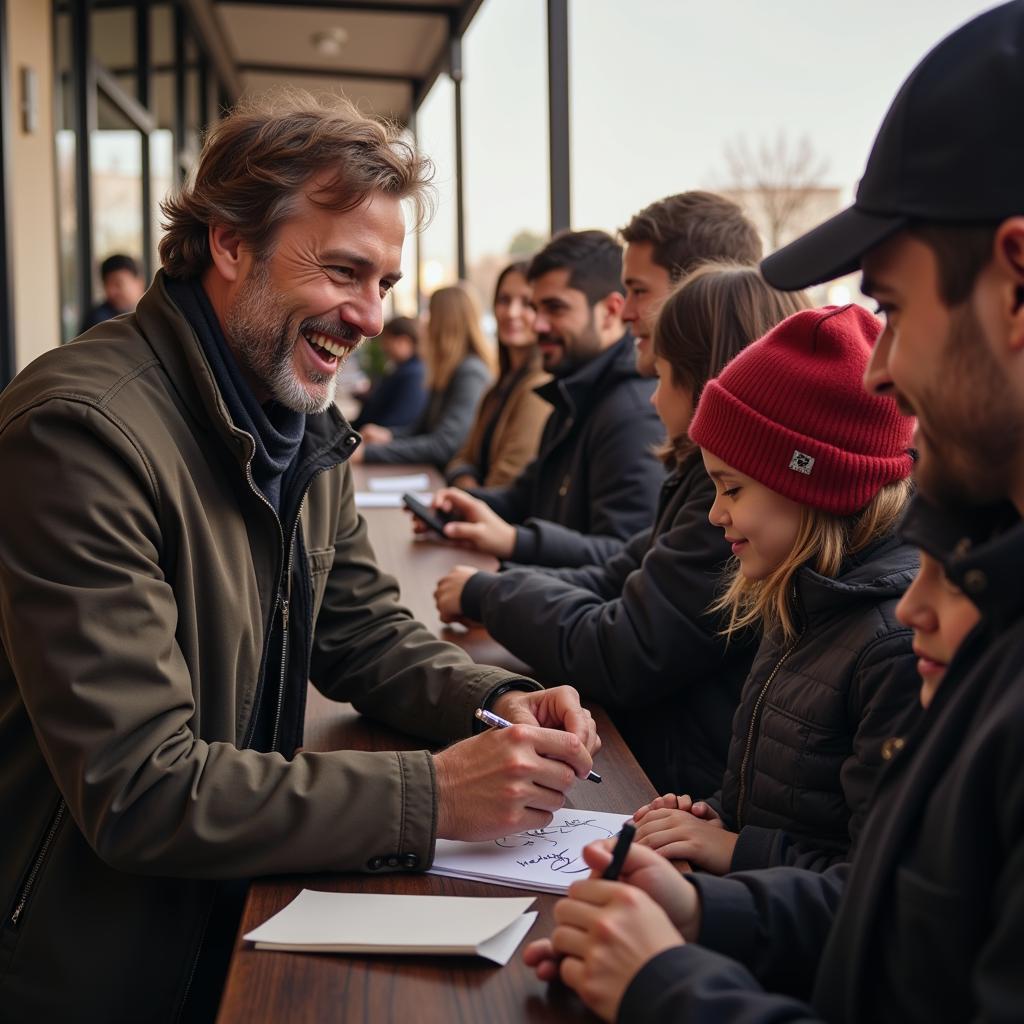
xmin=601 ymin=821 xmax=635 ymax=879
xmin=474 ymin=707 xmax=602 ymax=783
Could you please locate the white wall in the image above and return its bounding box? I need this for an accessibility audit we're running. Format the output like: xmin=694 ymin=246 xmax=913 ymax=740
xmin=7 ymin=0 xmax=60 ymax=370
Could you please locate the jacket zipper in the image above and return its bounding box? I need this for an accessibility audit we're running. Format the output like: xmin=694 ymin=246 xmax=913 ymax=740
xmin=238 ymin=438 xmax=331 ymax=753
xmin=169 ymin=446 xmax=289 ymax=1015
xmin=10 ymin=799 xmax=66 ymax=927
xmin=269 ymin=501 xmax=302 ymax=753
xmin=736 ymin=636 xmax=802 ymax=830
xmin=178 ymin=438 xmax=343 ymax=1012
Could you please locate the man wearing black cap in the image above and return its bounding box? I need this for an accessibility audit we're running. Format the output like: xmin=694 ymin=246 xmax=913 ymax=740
xmin=523 ymin=3 xmax=1024 ymax=1020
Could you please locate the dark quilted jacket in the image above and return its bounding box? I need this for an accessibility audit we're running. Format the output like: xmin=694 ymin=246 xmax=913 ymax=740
xmin=710 ymin=535 xmax=921 ymax=872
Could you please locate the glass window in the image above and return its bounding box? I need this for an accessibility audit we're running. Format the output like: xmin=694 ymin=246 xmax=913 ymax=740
xmin=54 ymin=8 xmax=80 ymax=340
xmin=388 ymin=192 xmax=420 ymax=319
xmin=90 ymin=93 xmax=144 ymax=295
xmin=183 ymin=31 xmax=201 ymax=164
xmin=462 ymin=0 xmax=549 ymax=317
xmin=150 ymin=129 xmax=175 ymax=274
xmin=414 ymin=75 xmax=457 ymax=308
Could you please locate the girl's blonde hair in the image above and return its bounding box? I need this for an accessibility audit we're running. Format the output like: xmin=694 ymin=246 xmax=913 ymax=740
xmin=423 ymin=284 xmax=495 ymax=390
xmin=714 ymin=477 xmax=914 ymax=643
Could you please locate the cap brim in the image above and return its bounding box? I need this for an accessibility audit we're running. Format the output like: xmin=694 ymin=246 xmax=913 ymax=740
xmin=760 ymin=206 xmax=908 ymax=291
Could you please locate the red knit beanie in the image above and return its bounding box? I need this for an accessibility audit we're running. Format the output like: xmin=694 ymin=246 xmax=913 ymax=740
xmin=688 ymin=304 xmax=914 ymax=515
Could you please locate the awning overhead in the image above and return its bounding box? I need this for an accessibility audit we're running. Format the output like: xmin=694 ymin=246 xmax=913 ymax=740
xmin=213 ymin=0 xmax=484 ymax=123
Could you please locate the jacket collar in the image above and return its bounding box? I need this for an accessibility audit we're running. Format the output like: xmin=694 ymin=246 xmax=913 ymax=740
xmin=534 ymin=332 xmax=636 ymax=414
xmin=795 ymin=534 xmax=918 ymax=622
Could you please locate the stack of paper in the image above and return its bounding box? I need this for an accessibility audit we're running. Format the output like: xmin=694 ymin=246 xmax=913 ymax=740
xmin=431 ymin=808 xmax=632 ymax=894
xmin=354 ymin=472 xmax=434 ymax=508
xmin=365 ymin=473 xmax=431 ymax=493
xmin=244 ymin=890 xmax=537 ymax=966
xmin=354 ymin=491 xmax=432 ymax=509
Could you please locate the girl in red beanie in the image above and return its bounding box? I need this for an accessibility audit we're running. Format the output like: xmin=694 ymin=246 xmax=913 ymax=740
xmin=632 ymin=304 xmax=922 ymax=875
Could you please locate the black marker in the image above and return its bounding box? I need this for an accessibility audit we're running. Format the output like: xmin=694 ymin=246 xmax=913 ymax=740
xmin=602 ymin=822 xmax=636 ymax=880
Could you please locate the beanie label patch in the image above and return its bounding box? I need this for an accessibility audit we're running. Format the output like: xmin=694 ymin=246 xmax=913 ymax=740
xmin=789 ymin=450 xmax=815 ymax=475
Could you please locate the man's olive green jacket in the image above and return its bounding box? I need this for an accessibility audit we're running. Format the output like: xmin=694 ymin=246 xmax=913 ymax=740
xmin=0 ymin=275 xmax=532 ymax=1021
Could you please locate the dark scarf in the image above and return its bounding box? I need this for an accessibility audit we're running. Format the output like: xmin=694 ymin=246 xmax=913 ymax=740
xmin=165 ymin=275 xmax=305 ymax=514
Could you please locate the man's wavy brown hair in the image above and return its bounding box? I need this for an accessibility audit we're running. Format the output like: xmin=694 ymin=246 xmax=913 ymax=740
xmin=159 ymin=89 xmax=434 ymax=279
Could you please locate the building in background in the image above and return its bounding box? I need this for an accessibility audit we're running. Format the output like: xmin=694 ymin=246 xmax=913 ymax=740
xmin=0 ymin=0 xmax=582 ymax=387
xmin=0 ymin=0 xmax=997 ymax=387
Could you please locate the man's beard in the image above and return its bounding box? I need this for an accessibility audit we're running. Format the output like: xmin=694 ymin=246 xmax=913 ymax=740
xmin=913 ymin=301 xmax=1024 ymax=506
xmin=541 ymin=310 xmax=603 ymax=378
xmin=224 ymin=259 xmax=358 ymax=414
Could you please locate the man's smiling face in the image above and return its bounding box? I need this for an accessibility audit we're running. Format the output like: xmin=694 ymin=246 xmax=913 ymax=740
xmin=224 ymin=180 xmax=405 ymax=413
xmin=862 ymin=230 xmax=1024 ymax=507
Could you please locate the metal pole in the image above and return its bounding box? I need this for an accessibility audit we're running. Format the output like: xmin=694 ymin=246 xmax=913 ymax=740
xmin=173 ymin=2 xmax=186 ymax=182
xmin=72 ymin=0 xmax=96 ymax=323
xmin=450 ymin=32 xmax=466 ymax=281
xmin=137 ymin=0 xmax=153 ymax=282
xmin=547 ymin=0 xmax=571 ymax=233
xmin=0 ymin=0 xmax=16 ymax=383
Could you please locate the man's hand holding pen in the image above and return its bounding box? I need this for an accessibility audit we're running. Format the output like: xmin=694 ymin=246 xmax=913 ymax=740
xmin=432 ymin=685 xmax=601 ymax=842
xmin=490 ymin=686 xmax=601 ymax=760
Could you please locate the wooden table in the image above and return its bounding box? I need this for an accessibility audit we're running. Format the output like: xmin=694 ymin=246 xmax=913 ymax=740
xmin=342 ymin=464 xmax=535 ymax=677
xmin=218 ymin=467 xmax=657 ymax=1023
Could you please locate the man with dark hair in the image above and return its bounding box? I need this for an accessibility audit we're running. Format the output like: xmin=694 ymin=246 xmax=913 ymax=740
xmin=523 ymin=5 xmax=1024 ymax=1021
xmin=79 ymin=252 xmax=146 ymax=331
xmin=620 ymin=191 xmax=763 ymax=375
xmin=427 ymin=229 xmax=664 ymax=585
xmin=0 ymin=91 xmax=598 ymax=1021
xmin=353 ymin=316 xmax=428 ymax=430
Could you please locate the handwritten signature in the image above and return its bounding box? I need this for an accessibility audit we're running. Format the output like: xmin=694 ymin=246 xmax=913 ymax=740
xmin=514 ymin=848 xmax=589 ymax=874
xmin=497 ymin=818 xmax=610 ymax=849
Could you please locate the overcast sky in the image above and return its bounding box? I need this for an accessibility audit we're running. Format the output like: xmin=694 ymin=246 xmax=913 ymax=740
xmin=412 ymin=0 xmax=1000 ymax=282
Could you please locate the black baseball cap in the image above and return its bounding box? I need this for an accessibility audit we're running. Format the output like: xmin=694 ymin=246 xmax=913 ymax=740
xmin=762 ymin=1 xmax=1024 ymax=291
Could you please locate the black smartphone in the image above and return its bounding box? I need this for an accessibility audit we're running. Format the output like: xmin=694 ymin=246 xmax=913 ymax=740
xmin=402 ymin=493 xmax=455 ymax=536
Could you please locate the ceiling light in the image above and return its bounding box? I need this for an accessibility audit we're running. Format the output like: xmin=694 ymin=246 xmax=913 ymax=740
xmin=311 ymin=27 xmax=349 ymax=57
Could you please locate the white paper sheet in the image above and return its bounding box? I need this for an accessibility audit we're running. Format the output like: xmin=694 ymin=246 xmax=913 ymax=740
xmin=243 ymin=890 xmax=537 ymax=966
xmin=430 ymin=809 xmax=633 ymax=894
xmin=354 ymin=490 xmax=433 ymax=509
xmin=366 ymin=473 xmax=431 ymax=493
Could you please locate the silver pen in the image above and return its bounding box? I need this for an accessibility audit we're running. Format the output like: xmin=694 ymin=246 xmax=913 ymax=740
xmin=474 ymin=707 xmax=602 ymax=783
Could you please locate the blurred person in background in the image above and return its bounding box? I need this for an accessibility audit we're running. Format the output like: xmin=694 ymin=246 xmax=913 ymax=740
xmin=353 ymin=316 xmax=428 ymax=431
xmin=620 ymin=191 xmax=763 ymax=377
xmin=353 ymin=283 xmax=493 ymax=469
xmin=80 ymin=253 xmax=146 ymax=332
xmin=446 ymin=261 xmax=551 ymax=488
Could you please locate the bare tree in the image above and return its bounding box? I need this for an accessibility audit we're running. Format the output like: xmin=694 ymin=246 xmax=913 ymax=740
xmin=721 ymin=131 xmax=831 ymax=250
